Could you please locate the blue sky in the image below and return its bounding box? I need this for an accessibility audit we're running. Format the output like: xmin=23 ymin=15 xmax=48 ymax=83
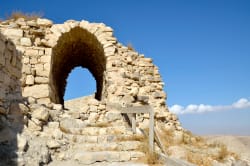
xmin=1 ymin=0 xmax=250 ymax=135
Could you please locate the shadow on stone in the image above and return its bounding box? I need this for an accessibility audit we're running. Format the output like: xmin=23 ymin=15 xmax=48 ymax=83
xmin=0 ymin=33 xmax=24 ymax=166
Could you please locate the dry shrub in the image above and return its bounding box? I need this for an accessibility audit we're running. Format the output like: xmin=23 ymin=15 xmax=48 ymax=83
xmin=87 ymin=122 xmax=109 ymax=128
xmin=6 ymin=11 xmax=43 ymax=20
xmin=186 ymin=151 xmax=212 ymax=166
xmin=137 ymin=136 xmax=162 ymax=165
xmin=117 ymin=134 xmax=145 ymax=142
xmin=158 ymin=127 xmax=174 ymax=148
xmin=213 ymin=144 xmax=229 ymax=162
xmin=127 ymin=43 xmax=135 ymax=51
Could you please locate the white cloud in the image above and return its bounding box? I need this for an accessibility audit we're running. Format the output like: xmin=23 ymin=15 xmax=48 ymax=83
xmin=169 ymin=98 xmax=250 ymax=114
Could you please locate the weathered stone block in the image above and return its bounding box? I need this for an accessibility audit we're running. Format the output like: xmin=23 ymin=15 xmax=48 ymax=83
xmin=20 ymin=37 xmax=32 ymax=46
xmin=37 ymin=18 xmax=53 ymax=26
xmin=25 ymin=49 xmax=38 ymax=56
xmin=32 ymin=106 xmax=49 ymax=121
xmin=34 ymin=76 xmax=49 ymax=83
xmin=23 ymin=84 xmax=50 ymax=98
xmin=25 ymin=75 xmax=34 ymax=85
xmin=2 ymin=29 xmax=23 ymax=38
xmin=60 ymin=118 xmax=87 ymax=134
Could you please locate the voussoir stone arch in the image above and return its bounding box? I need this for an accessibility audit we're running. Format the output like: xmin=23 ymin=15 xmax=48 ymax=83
xmin=46 ymin=20 xmax=118 ymax=104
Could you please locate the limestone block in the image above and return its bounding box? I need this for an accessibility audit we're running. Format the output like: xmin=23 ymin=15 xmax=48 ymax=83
xmin=35 ymin=64 xmax=49 ymax=77
xmin=2 ymin=28 xmax=23 ymax=38
xmin=35 ymin=76 xmax=49 ymax=83
xmin=52 ymin=129 xmax=63 ymax=140
xmin=89 ymin=105 xmax=97 ymax=112
xmin=50 ymin=25 xmax=62 ymax=37
xmin=22 ymin=64 xmax=31 ymax=74
xmin=120 ymin=141 xmax=141 ymax=151
xmin=153 ymin=91 xmax=166 ymax=99
xmin=60 ymin=118 xmax=87 ymax=134
xmin=32 ymin=106 xmax=49 ymax=122
xmin=40 ymin=55 xmax=50 ymax=63
xmin=49 ymin=109 xmax=61 ymax=121
xmin=104 ymin=46 xmax=116 ymax=54
xmin=38 ymin=50 xmax=45 ymax=56
xmin=34 ymin=38 xmax=41 ymax=46
xmin=25 ymin=49 xmax=38 ymax=56
xmin=79 ymin=20 xmax=90 ymax=29
xmin=119 ymin=151 xmax=131 ymax=161
xmin=20 ymin=37 xmax=32 ymax=46
xmin=130 ymin=151 xmax=145 ymax=158
xmin=27 ymin=20 xmax=37 ymax=27
xmin=30 ymin=57 xmax=37 ymax=64
xmin=37 ymin=18 xmax=53 ymax=26
xmin=23 ymin=57 xmax=29 ymax=64
xmin=88 ymin=112 xmax=98 ymax=123
xmin=26 ymin=75 xmax=34 ymax=85
xmin=65 ymin=20 xmax=79 ymax=28
xmin=37 ymin=98 xmax=51 ymax=105
xmin=88 ymin=98 xmax=99 ymax=105
xmin=47 ymin=140 xmax=60 ymax=149
xmin=129 ymin=87 xmax=139 ymax=96
xmin=74 ymin=151 xmax=120 ymax=164
xmin=28 ymin=119 xmax=42 ymax=131
xmin=56 ymin=24 xmax=70 ymax=33
xmin=105 ymin=111 xmax=122 ymax=122
xmin=52 ymin=104 xmax=63 ymax=111
xmin=23 ymin=84 xmax=50 ymax=98
xmin=74 ymin=152 xmax=95 ymax=165
xmin=27 ymin=96 xmax=36 ymax=104
xmin=97 ymin=104 xmax=106 ymax=110
xmin=45 ymin=48 xmax=52 ymax=55
xmin=43 ymin=63 xmax=50 ymax=71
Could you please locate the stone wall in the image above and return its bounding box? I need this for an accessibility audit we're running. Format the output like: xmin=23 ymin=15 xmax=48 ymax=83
xmin=0 ymin=18 xmax=181 ymax=131
xmin=0 ymin=33 xmax=22 ymax=115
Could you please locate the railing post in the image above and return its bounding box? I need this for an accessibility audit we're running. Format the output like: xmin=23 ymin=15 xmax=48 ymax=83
xmin=127 ymin=113 xmax=136 ymax=134
xmin=131 ymin=113 xmax=136 ymax=134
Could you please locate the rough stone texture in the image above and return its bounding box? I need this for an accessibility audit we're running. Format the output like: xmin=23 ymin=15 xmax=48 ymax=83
xmin=0 ymin=18 xmax=193 ymax=165
xmin=0 ymin=18 xmax=180 ymax=130
xmin=23 ymin=84 xmax=50 ymax=98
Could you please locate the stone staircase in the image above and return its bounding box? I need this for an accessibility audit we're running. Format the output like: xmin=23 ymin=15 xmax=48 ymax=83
xmin=45 ymin=100 xmax=148 ymax=165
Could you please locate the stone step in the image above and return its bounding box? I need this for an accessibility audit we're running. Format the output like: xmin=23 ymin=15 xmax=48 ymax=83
xmin=48 ymin=160 xmax=148 ymax=166
xmin=71 ymin=141 xmax=141 ymax=151
xmin=73 ymin=151 xmax=145 ymax=165
xmin=63 ymin=133 xmax=145 ymax=144
xmin=60 ymin=121 xmax=134 ymax=135
xmin=81 ymin=126 xmax=133 ymax=135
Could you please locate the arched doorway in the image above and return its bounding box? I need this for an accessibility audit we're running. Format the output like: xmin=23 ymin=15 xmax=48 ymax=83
xmin=50 ymin=27 xmax=106 ymax=105
xmin=64 ymin=67 xmax=96 ymax=100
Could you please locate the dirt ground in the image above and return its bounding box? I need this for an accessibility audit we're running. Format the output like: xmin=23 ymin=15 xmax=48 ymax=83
xmin=204 ymin=135 xmax=250 ymax=164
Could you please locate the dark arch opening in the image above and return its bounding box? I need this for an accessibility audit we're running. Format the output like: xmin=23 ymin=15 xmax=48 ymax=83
xmin=64 ymin=67 xmax=96 ymax=101
xmin=50 ymin=27 xmax=106 ymax=105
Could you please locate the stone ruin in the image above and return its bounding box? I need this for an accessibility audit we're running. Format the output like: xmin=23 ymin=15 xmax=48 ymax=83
xmin=0 ymin=18 xmax=183 ymax=165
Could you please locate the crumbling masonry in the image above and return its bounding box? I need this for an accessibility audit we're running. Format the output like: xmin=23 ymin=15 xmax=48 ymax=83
xmin=0 ymin=18 xmax=182 ymax=165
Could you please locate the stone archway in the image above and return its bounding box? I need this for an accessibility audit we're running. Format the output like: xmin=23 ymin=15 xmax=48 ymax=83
xmin=50 ymin=27 xmax=106 ymax=105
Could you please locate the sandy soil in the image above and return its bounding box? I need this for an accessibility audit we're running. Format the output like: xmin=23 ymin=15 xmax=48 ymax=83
xmin=204 ymin=135 xmax=250 ymax=164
